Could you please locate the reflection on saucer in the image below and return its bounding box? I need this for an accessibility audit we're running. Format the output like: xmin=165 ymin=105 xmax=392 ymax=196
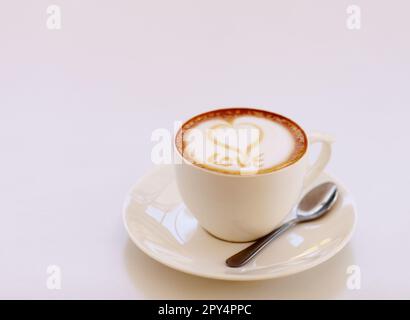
xmin=146 ymin=204 xmax=198 ymax=245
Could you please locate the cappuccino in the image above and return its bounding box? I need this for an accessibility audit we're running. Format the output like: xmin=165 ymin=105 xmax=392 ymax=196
xmin=176 ymin=108 xmax=307 ymax=175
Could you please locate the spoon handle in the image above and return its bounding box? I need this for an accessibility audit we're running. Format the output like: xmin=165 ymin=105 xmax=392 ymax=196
xmin=225 ymin=218 xmax=298 ymax=268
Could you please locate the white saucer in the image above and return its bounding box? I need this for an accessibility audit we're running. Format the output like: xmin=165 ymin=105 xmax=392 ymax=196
xmin=123 ymin=165 xmax=357 ymax=281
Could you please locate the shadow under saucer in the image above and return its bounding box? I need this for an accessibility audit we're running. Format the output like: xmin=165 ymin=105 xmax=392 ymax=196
xmin=123 ymin=239 xmax=356 ymax=299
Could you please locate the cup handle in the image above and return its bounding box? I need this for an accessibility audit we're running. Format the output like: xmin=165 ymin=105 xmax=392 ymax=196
xmin=303 ymin=132 xmax=334 ymax=187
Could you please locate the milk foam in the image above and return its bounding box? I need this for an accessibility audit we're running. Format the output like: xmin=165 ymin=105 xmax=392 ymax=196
xmin=182 ymin=114 xmax=299 ymax=174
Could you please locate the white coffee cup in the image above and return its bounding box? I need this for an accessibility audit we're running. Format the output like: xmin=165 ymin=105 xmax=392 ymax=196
xmin=174 ymin=108 xmax=333 ymax=242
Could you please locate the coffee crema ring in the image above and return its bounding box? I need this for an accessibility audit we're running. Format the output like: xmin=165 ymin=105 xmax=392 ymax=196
xmin=175 ymin=108 xmax=307 ymax=175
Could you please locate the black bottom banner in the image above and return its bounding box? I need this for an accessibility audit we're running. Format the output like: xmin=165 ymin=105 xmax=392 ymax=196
xmin=1 ymin=300 xmax=407 ymax=318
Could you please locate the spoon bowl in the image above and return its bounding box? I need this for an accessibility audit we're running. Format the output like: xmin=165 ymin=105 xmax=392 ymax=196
xmin=297 ymin=182 xmax=338 ymax=222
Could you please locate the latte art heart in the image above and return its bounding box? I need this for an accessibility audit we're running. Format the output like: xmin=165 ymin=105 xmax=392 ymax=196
xmin=208 ymin=122 xmax=263 ymax=152
xmin=206 ymin=121 xmax=264 ymax=171
xmin=177 ymin=109 xmax=307 ymax=175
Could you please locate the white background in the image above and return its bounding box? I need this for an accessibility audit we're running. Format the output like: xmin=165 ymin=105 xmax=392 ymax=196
xmin=1 ymin=0 xmax=409 ymax=299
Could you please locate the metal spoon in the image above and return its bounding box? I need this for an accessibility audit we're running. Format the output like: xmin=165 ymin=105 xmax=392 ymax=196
xmin=225 ymin=182 xmax=338 ymax=268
